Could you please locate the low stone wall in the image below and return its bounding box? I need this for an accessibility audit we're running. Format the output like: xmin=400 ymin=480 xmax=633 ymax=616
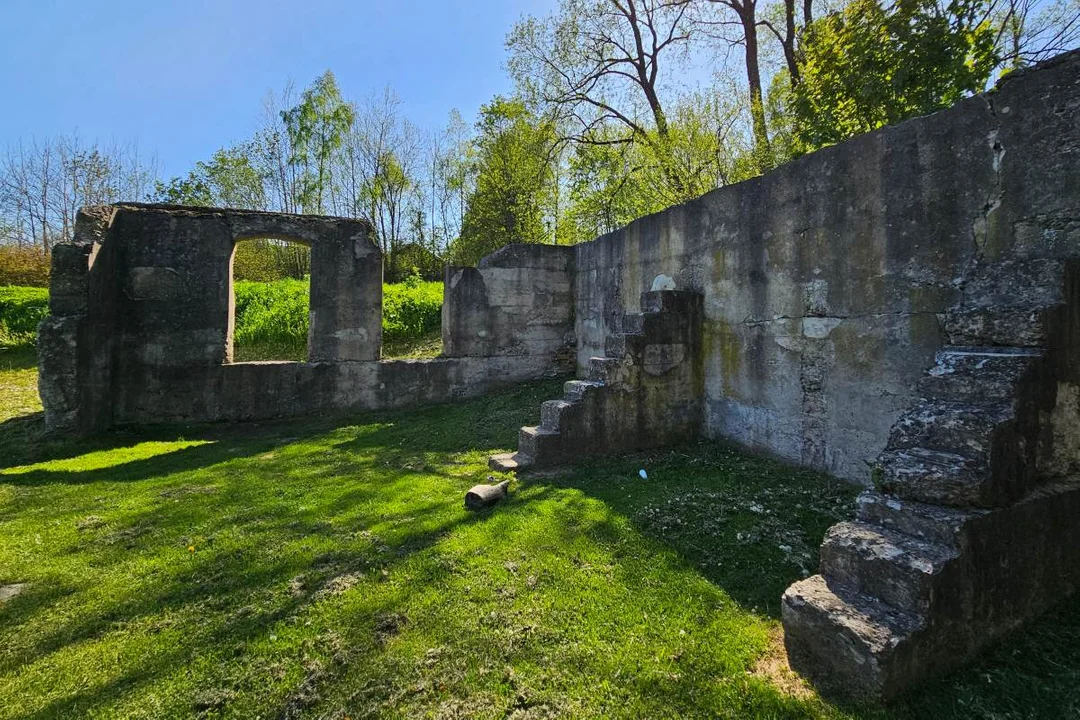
xmin=443 ymin=243 xmax=575 ymax=369
xmin=39 ymin=204 xmax=574 ymax=433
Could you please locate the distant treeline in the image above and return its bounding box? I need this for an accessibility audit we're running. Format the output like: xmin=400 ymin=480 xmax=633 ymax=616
xmin=3 ymin=0 xmax=1075 ymax=281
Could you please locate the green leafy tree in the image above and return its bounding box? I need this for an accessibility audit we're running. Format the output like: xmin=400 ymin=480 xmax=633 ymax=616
xmin=452 ymin=97 xmax=558 ymax=265
xmin=791 ymin=0 xmax=999 ymax=149
xmin=282 ymin=71 xmax=355 ymax=214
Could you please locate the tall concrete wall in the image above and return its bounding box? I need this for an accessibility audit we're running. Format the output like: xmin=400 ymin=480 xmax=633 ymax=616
xmin=573 ymin=50 xmax=1080 ymax=482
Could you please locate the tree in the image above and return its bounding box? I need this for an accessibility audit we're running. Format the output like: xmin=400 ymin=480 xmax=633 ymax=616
xmin=282 ymin=71 xmax=355 ymax=214
xmin=153 ymin=143 xmax=266 ymax=210
xmin=508 ymin=0 xmax=695 ymax=191
xmin=452 ymin=97 xmax=559 ymax=265
xmin=791 ymin=0 xmax=1000 ymax=149
xmin=1 ymin=135 xmax=159 ymax=252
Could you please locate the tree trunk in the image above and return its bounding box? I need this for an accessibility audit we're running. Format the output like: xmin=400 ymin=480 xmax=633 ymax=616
xmin=740 ymin=3 xmax=771 ymax=165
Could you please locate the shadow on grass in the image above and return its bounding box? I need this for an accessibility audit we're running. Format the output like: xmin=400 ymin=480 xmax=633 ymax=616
xmin=5 ymin=375 xmax=1080 ymax=718
xmin=0 ymin=345 xmax=37 ymax=371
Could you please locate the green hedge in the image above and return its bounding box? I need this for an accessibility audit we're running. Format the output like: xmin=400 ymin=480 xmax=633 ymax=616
xmin=0 ymin=281 xmax=444 ymax=357
xmin=0 ymin=286 xmax=49 ymax=346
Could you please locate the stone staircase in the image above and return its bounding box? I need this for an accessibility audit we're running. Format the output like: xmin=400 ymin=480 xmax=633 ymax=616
xmin=782 ymin=258 xmax=1080 ymax=700
xmin=489 ymin=290 xmax=703 ymax=472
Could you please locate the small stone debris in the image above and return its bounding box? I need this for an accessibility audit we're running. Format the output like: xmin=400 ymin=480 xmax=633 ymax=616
xmin=0 ymin=584 xmax=27 ymax=603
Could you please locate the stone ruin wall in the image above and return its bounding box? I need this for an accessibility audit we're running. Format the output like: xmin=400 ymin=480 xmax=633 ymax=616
xmin=573 ymin=49 xmax=1080 ymax=482
xmin=39 ymin=205 xmax=576 ymax=435
xmin=40 ymin=49 xmax=1080 ymax=486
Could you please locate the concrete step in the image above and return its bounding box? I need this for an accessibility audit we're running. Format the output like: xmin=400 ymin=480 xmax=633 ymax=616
xmin=877 ymin=446 xmax=1000 ymax=507
xmin=618 ymin=313 xmax=644 ymax=335
xmin=855 ymin=491 xmax=986 ymax=547
xmin=887 ymin=400 xmax=1017 ymax=458
xmin=640 ymin=289 xmax=704 ymax=315
xmin=944 ymin=304 xmax=1063 ymax=348
xmin=587 ymin=357 xmax=622 ymax=383
xmin=540 ymin=399 xmax=573 ymax=431
xmin=782 ymin=573 xmax=924 ymax=700
xmin=518 ymin=426 xmax=561 ymax=460
xmin=917 ymin=347 xmax=1043 ymax=402
xmin=563 ymin=379 xmax=604 ymax=402
xmin=962 ymin=258 xmax=1069 ymax=309
xmin=489 ymin=452 xmax=533 ymax=473
xmin=820 ymin=521 xmax=958 ymax=615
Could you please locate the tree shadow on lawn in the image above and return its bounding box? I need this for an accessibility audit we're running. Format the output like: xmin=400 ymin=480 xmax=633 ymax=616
xmin=517 ymin=440 xmax=858 ymax=618
xmin=519 ymin=446 xmax=1080 ymax=719
xmin=6 ymin=376 xmax=1080 ymax=717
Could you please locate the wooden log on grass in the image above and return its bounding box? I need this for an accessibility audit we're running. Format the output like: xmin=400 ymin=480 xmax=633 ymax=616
xmin=465 ymin=480 xmax=510 ymax=510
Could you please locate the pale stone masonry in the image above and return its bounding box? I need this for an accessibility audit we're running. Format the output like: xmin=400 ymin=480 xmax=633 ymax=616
xmin=39 ymin=49 xmax=1080 ymax=700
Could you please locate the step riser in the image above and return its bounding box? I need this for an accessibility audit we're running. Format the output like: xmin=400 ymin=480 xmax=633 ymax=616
xmin=518 ymin=428 xmax=561 ymax=460
xmin=587 ymin=358 xmax=621 ymax=383
xmin=563 ymin=380 xmax=602 ymax=401
xmin=540 ymin=400 xmax=570 ymax=431
xmin=855 ymin=492 xmax=978 ymax=547
xmin=878 ymin=445 xmax=1028 ymax=507
xmin=781 ymin=575 xmax=922 ymax=701
xmin=888 ymin=405 xmax=1016 ymax=458
xmin=917 ymin=351 xmax=1041 ymax=403
xmin=821 ymin=544 xmax=937 ymax=615
xmin=943 ymin=307 xmax=1060 ymax=348
xmin=819 ymin=523 xmax=956 ymax=616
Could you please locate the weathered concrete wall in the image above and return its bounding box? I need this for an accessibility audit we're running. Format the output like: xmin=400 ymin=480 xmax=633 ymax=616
xmin=39 ymin=205 xmax=570 ymax=433
xmin=443 ymin=243 xmax=575 ymax=372
xmin=573 ymin=50 xmax=1080 ymax=482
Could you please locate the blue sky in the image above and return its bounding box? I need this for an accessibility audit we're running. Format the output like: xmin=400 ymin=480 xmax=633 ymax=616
xmin=0 ymin=0 xmax=555 ymax=179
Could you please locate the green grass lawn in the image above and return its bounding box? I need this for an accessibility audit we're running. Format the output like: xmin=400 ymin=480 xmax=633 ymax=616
xmin=2 ymin=354 xmax=1080 ymax=719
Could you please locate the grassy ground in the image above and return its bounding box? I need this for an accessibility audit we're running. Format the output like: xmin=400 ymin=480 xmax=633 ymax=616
xmin=1 ymin=356 xmax=1079 ymax=718
xmin=234 ymin=331 xmax=444 ymax=363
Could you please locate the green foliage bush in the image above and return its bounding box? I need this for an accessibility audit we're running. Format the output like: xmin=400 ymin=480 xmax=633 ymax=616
xmin=0 ymin=286 xmax=49 ymax=346
xmin=233 ymin=278 xmax=311 ymax=357
xmin=382 ymin=276 xmax=444 ymax=343
xmin=0 ymin=247 xmax=51 ymax=287
xmin=233 ymin=278 xmax=443 ymax=358
xmin=0 ymin=279 xmax=444 ymax=356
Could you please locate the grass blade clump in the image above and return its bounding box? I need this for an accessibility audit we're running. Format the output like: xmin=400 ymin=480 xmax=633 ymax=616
xmin=0 ymin=286 xmax=49 ymax=348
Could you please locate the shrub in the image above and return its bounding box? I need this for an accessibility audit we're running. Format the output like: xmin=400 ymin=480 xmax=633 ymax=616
xmin=382 ymin=278 xmax=443 ymax=345
xmin=232 ymin=278 xmax=443 ymax=358
xmin=233 ymin=278 xmax=310 ymax=358
xmin=0 ymin=246 xmax=51 ymax=287
xmin=0 ymin=286 xmax=49 ymax=347
xmin=0 ymin=279 xmax=445 ymax=357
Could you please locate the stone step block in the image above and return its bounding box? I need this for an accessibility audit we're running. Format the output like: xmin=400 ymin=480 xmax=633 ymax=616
xmin=820 ymin=521 xmax=958 ymax=615
xmin=587 ymin=357 xmax=622 ymax=383
xmin=944 ymin=305 xmax=1062 ymax=348
xmin=563 ymin=379 xmax=604 ymax=402
xmin=962 ymin=258 xmax=1069 ymax=309
xmin=639 ymin=289 xmax=704 ymax=315
xmin=618 ymin=313 xmax=644 ymax=336
xmin=917 ymin=347 xmax=1043 ymax=402
xmin=604 ymin=334 xmax=627 ymax=357
xmin=488 ymin=452 xmax=533 ymax=473
xmin=887 ymin=400 xmax=1018 ymax=459
xmin=855 ymin=491 xmax=986 ymax=547
xmin=876 ymin=445 xmax=1026 ymax=508
xmin=782 ymin=573 xmax=924 ymax=701
xmin=518 ymin=426 xmax=562 ymax=461
xmin=540 ymin=399 xmax=573 ymax=431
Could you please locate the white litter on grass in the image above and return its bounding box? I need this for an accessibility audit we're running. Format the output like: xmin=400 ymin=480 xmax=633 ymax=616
xmin=639 ymin=469 xmax=648 ymax=480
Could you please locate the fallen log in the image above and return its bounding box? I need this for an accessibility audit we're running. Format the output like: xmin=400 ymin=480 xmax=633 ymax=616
xmin=465 ymin=480 xmax=510 ymax=510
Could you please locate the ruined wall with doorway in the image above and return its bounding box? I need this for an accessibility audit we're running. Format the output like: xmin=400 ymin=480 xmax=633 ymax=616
xmin=38 ymin=204 xmax=575 ymax=434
